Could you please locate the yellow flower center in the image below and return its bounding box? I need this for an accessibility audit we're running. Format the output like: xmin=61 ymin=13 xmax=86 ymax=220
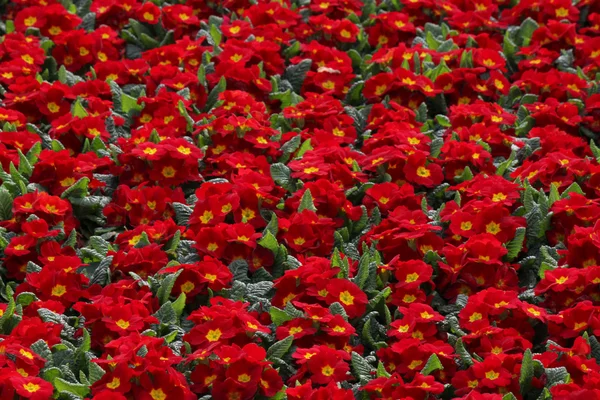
xmin=200 ymin=210 xmax=213 ymax=224
xmin=150 ymin=389 xmax=167 ymax=400
xmin=51 ymin=285 xmax=67 ymax=297
xmin=23 ymin=382 xmax=40 ymax=393
xmin=321 ymin=365 xmax=335 ymax=376
xmin=181 ymin=281 xmax=195 ymax=293
xmin=485 ymin=370 xmax=500 ymax=380
xmin=161 ymin=166 xmax=176 ymax=178
xmin=206 ymin=329 xmax=222 ymax=342
xmin=339 ymin=291 xmax=354 ymax=305
xmin=116 ymin=319 xmax=130 ymax=330
xmin=469 ymin=312 xmax=483 ymax=322
xmin=416 ymin=166 xmax=431 ymax=177
xmin=106 ymin=377 xmax=121 ymax=389
xmin=47 ymin=102 xmax=60 ymax=113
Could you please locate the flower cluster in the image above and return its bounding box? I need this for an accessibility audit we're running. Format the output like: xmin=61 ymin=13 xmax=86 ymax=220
xmin=2 ymin=0 xmax=600 ymax=399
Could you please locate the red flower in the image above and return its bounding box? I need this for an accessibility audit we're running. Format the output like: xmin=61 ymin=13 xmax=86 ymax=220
xmin=392 ymin=259 xmax=433 ymax=289
xmin=35 ymin=192 xmax=71 ymax=216
xmin=403 ymin=152 xmax=444 ymax=187
xmin=325 ymin=279 xmax=367 ymax=318
xmin=471 ymin=356 xmax=512 ymax=388
xmin=9 ymin=376 xmax=53 ymax=400
xmin=137 ymin=2 xmax=160 ymax=24
xmin=306 ymin=346 xmax=351 ymax=384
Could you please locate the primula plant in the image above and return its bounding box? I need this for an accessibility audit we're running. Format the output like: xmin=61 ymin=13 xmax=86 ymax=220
xmin=2 ymin=0 xmax=600 ymax=399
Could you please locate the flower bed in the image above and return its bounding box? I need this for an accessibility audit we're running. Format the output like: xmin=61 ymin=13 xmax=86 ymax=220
xmin=1 ymin=0 xmax=600 ymax=399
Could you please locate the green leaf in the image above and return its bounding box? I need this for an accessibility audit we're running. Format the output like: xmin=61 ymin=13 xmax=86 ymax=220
xmin=415 ymin=102 xmax=428 ymax=123
xmin=0 ymin=188 xmax=13 ymax=220
xmin=25 ymin=141 xmax=42 ymax=165
xmin=367 ymin=287 xmax=391 ymax=311
xmin=345 ymin=80 xmax=364 ymax=105
xmin=284 ymin=59 xmax=312 ymax=93
xmin=264 ymin=213 xmax=278 ymax=237
xmin=9 ymin=162 xmax=28 ymax=189
xmin=591 ymin=140 xmax=600 ymax=161
xmin=121 ymin=93 xmax=141 ymax=113
xmin=197 ymin=64 xmax=207 ymax=87
xmin=228 ymin=260 xmax=250 ymax=283
xmin=16 ymin=292 xmax=38 ymax=307
xmin=54 ymin=378 xmax=90 ymax=397
xmin=520 ymin=94 xmax=538 ymax=106
xmin=204 ymin=76 xmax=226 ymax=112
xmin=455 ymin=338 xmax=474 ymax=367
xmin=549 ymin=183 xmax=560 ymax=206
xmin=298 ymin=189 xmax=316 ymax=212
xmin=43 ymin=367 xmax=62 ymax=383
xmin=496 ymin=150 xmax=516 ymax=176
xmin=88 ymin=362 xmax=105 ymax=385
xmin=329 ymin=302 xmax=348 ymax=320
xmin=267 ymin=335 xmax=294 ymax=361
xmin=523 ymin=184 xmax=536 ymax=212
xmin=269 ymin=306 xmax=293 ymax=326
xmin=519 ymin=18 xmax=539 ymax=47
xmin=89 ymin=256 xmax=112 ymax=286
xmin=590 ymin=335 xmax=600 ymax=363
xmin=424 ymin=60 xmax=451 ymax=81
xmin=503 ymin=35 xmax=518 ymax=69
xmin=459 ymin=50 xmax=473 ymax=68
xmin=353 ymin=252 xmax=371 ymax=290
xmin=454 ymin=166 xmax=473 ymax=183
xmin=283 ymin=41 xmax=301 ymax=59
xmin=17 ymin=149 xmax=33 ymax=177
xmin=560 ymin=182 xmax=585 ymax=198
xmin=361 ymin=317 xmax=379 ymax=349
xmin=163 ymin=330 xmax=178 ymax=344
xmin=80 ymin=328 xmax=91 ymax=353
xmin=519 ymin=349 xmax=534 ymax=395
xmin=422 ymin=353 xmax=444 ymax=375
xmin=0 ymin=287 xmax=15 ymax=333
xmin=425 ymin=30 xmax=441 ymax=50
xmin=61 ymin=177 xmax=90 ymax=199
xmin=435 ymin=114 xmax=451 ymax=127
xmin=140 ymin=33 xmax=160 ymax=49
xmin=73 ymin=328 xmax=91 ymax=366
xmin=0 ymin=235 xmax=7 ymax=250
xmin=537 ymin=388 xmax=552 ymax=400
xmin=79 ymin=12 xmax=95 ymax=31
xmin=279 ymin=135 xmax=301 ymax=162
xmin=270 ymin=163 xmax=294 ymax=192
xmin=377 ymin=361 xmax=391 ymax=378
xmin=31 ymin=339 xmax=53 ymax=361
xmin=351 ymin=351 xmax=374 ymax=380
xmin=177 ymin=100 xmax=194 ymax=133
xmin=172 ymin=202 xmax=192 ymax=225
xmin=258 ymin=230 xmax=279 ymax=253
xmin=157 ymin=270 xmax=183 ymax=305
xmin=506 ymin=227 xmax=526 ymax=261
xmin=172 ymin=293 xmax=186 ymax=318
xmin=154 ymin=302 xmax=177 ymax=324
xmin=72 ymin=99 xmax=88 ymax=118
xmin=296 ymin=139 xmax=313 ymax=159
xmin=51 ymin=139 xmax=66 ymax=152
xmin=545 ymin=367 xmax=569 ymax=387
xmin=89 ymin=236 xmax=111 ymax=255
xmin=209 ymin=24 xmax=222 ymax=46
